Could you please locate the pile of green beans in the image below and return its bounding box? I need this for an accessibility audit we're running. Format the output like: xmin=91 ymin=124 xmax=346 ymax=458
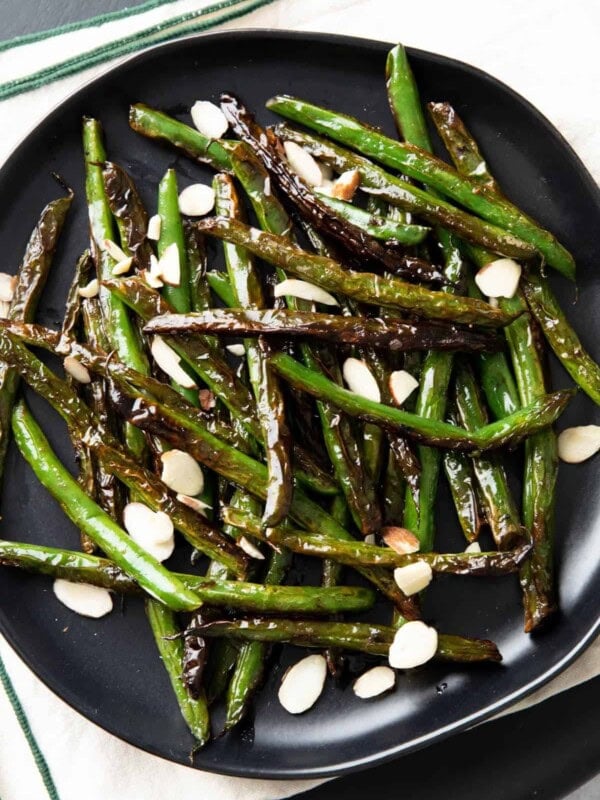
xmin=0 ymin=41 xmax=594 ymax=752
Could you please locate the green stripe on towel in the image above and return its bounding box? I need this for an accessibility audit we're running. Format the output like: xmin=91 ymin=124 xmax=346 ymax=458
xmin=0 ymin=650 xmax=60 ymax=800
xmin=0 ymin=0 xmax=278 ymax=101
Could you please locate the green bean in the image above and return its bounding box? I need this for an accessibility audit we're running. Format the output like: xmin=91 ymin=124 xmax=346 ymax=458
xmin=102 ymin=161 xmax=153 ymax=271
xmin=82 ymin=117 xmax=149 ymax=459
xmin=225 ymin=547 xmax=292 ymax=732
xmin=189 ymin=617 xmax=502 ymax=663
xmin=129 ymin=103 xmax=232 ymax=172
xmin=0 ymin=191 xmax=72 ymax=483
xmin=266 ymin=94 xmax=575 ymax=279
xmin=435 ymin=102 xmax=558 ymax=629
xmin=454 ymin=361 xmax=523 ymax=549
xmin=222 ymin=506 xmax=531 ymax=575
xmin=0 ymin=540 xmax=375 ymax=614
xmin=144 ymin=308 xmax=500 ymax=353
xmin=522 ymin=271 xmax=600 ymax=405
xmin=314 ymin=192 xmax=430 ymax=244
xmin=442 ymin=445 xmax=484 ymax=544
xmin=12 ymin=401 xmax=201 ymax=612
xmin=269 ymin=351 xmax=572 ymax=451
xmin=196 ymin=217 xmax=515 ymax=328
xmin=146 ymin=599 xmax=210 ymax=745
xmin=213 ymin=173 xmax=292 ymax=527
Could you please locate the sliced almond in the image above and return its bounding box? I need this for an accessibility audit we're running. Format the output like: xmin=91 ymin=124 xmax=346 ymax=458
xmin=557 ymin=425 xmax=600 ymax=463
xmin=273 ymin=279 xmax=338 ymax=306
xmin=143 ymin=269 xmax=164 ymax=289
xmin=176 ymin=493 xmax=212 ymax=516
xmin=283 ymin=141 xmax=323 ymax=187
xmin=474 ymin=258 xmax=521 ymax=299
xmin=389 ymin=370 xmax=419 ymax=406
xmin=393 ymin=562 xmax=433 ymax=596
xmin=0 ymin=273 xmax=17 ymax=303
xmin=238 ymin=536 xmax=265 ymax=560
xmin=388 ymin=621 xmax=438 ymax=669
xmin=53 ymin=579 xmax=113 ymax=618
xmin=160 ymin=449 xmax=204 ymax=496
xmin=278 ymin=654 xmax=327 ymax=714
xmin=381 ymin=526 xmax=420 ymax=555
xmin=178 ymin=184 xmax=215 ymax=216
xmin=0 ymin=300 xmax=10 ymax=319
xmin=150 ymin=336 xmax=197 ymax=389
xmin=156 ymin=242 xmax=180 ymax=286
xmin=147 ymin=214 xmax=162 ymax=241
xmin=111 ymin=256 xmax=133 ymax=276
xmin=191 ymin=100 xmax=229 ymax=139
xmin=465 ymin=541 xmax=481 ymax=554
xmin=226 ymin=343 xmax=246 ymax=357
xmin=63 ymin=356 xmax=91 ymax=384
xmin=123 ymin=502 xmax=175 ymax=561
xmin=78 ymin=278 xmax=99 ymax=298
xmin=342 ymin=358 xmax=381 ymax=403
xmin=364 ymin=533 xmax=377 ymax=545
xmin=330 ymin=169 xmax=361 ymax=201
xmin=102 ymin=238 xmax=128 ymax=263
xmin=353 ymin=666 xmax=396 ymax=699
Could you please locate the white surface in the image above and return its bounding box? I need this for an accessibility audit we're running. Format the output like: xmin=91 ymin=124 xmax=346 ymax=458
xmin=0 ymin=1 xmax=599 ymax=798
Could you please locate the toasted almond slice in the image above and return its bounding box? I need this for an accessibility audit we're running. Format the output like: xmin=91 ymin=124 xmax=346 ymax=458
xmin=381 ymin=526 xmax=420 ymax=555
xmin=147 ymin=214 xmax=162 ymax=241
xmin=465 ymin=541 xmax=481 ymax=554
xmin=283 ymin=141 xmax=323 ymax=187
xmin=474 ymin=258 xmax=521 ymax=299
xmin=150 ymin=336 xmax=197 ymax=389
xmin=393 ymin=562 xmax=433 ymax=596
xmin=0 ymin=300 xmax=10 ymax=319
xmin=278 ymin=654 xmax=327 ymax=714
xmin=364 ymin=533 xmax=377 ymax=545
xmin=0 ymin=273 xmax=17 ymax=303
xmin=143 ymin=269 xmax=164 ymax=289
xmin=342 ymin=357 xmax=381 ymax=403
xmin=102 ymin=238 xmax=128 ymax=263
xmin=389 ymin=370 xmax=419 ymax=406
xmin=111 ymin=256 xmax=133 ymax=276
xmin=157 ymin=242 xmax=181 ymax=286
xmin=557 ymin=425 xmax=600 ymax=463
xmin=226 ymin=343 xmax=246 ymax=357
xmin=238 ymin=536 xmax=265 ymax=560
xmin=123 ymin=502 xmax=175 ymax=561
xmin=78 ymin=278 xmax=99 ymax=298
xmin=388 ymin=620 xmax=438 ymax=669
xmin=179 ymin=184 xmax=216 ymax=216
xmin=316 ymin=180 xmax=335 ymax=197
xmin=176 ymin=493 xmax=212 ymax=516
xmin=353 ymin=666 xmax=396 ymax=699
xmin=53 ymin=579 xmax=113 ymax=618
xmin=63 ymin=356 xmax=91 ymax=384
xmin=191 ymin=100 xmax=229 ymax=139
xmin=273 ymin=278 xmax=338 ymax=306
xmin=330 ymin=169 xmax=361 ymax=201
xmin=160 ymin=449 xmax=204 ymax=496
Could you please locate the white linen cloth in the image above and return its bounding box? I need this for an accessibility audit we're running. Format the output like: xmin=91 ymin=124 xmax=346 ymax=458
xmin=0 ymin=1 xmax=599 ymax=798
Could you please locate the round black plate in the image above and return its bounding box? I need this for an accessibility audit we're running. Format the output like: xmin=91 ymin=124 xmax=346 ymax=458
xmin=0 ymin=31 xmax=599 ymax=779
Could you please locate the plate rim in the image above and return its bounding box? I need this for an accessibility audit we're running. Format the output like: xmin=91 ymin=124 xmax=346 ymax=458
xmin=0 ymin=27 xmax=599 ymax=779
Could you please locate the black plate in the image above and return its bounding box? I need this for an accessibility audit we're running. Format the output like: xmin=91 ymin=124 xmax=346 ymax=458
xmin=0 ymin=30 xmax=599 ymax=779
